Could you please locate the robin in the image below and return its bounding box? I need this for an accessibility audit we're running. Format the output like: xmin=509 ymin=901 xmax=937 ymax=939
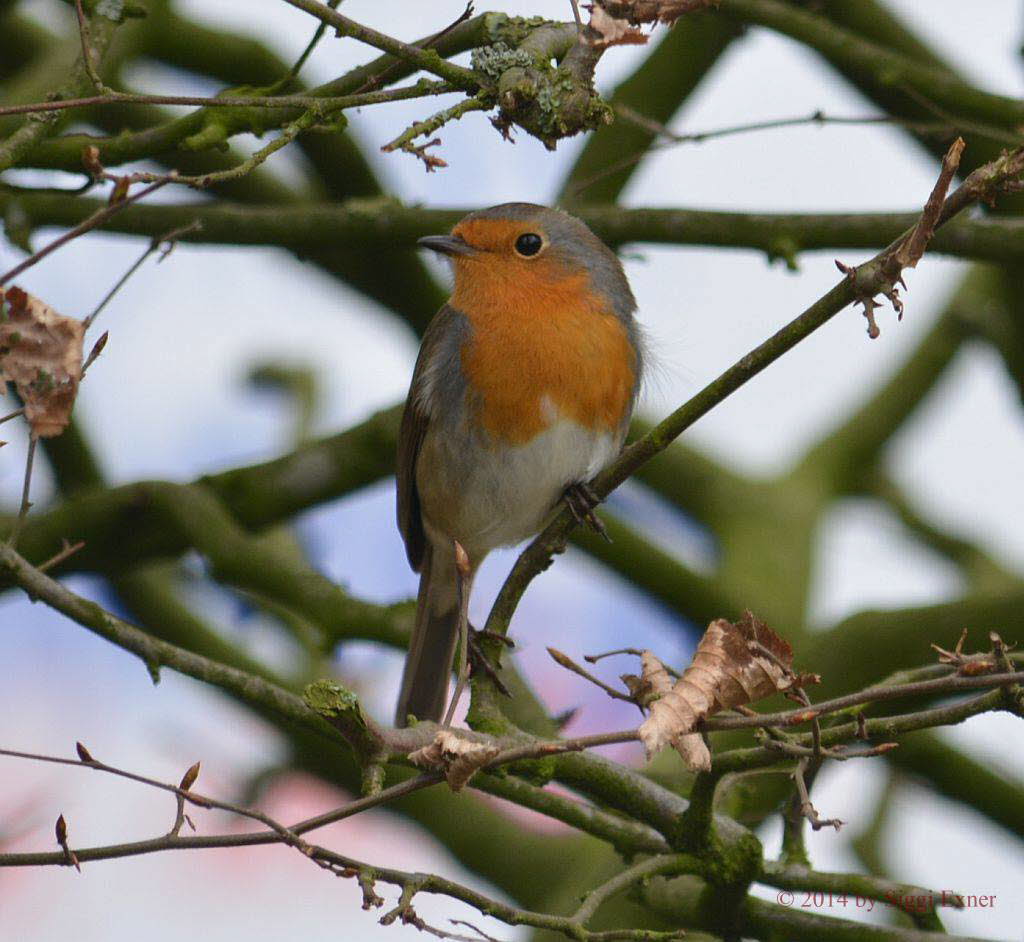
xmin=395 ymin=202 xmax=642 ymax=726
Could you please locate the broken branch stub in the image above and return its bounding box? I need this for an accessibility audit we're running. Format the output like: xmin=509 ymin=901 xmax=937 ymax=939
xmin=837 ymin=137 xmax=965 ymax=338
xmin=639 ymin=611 xmax=795 ymax=768
xmin=0 ymin=286 xmax=85 ymax=438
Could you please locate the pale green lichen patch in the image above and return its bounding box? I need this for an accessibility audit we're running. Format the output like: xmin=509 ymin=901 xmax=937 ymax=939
xmin=304 ymin=679 xmax=361 ymax=718
xmin=470 ymin=14 xmax=611 ymax=149
xmin=471 ymin=43 xmax=535 ymax=82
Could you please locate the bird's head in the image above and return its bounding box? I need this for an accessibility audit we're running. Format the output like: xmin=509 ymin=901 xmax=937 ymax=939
xmin=418 ymin=203 xmax=636 ymax=322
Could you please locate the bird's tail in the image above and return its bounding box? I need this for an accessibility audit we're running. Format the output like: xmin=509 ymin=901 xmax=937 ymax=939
xmin=395 ymin=542 xmax=462 ymax=726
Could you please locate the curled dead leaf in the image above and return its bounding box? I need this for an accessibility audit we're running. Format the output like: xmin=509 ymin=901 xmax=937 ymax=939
xmin=596 ymin=0 xmax=719 ymax=26
xmin=588 ymin=6 xmax=649 ymax=48
xmin=636 ymin=649 xmax=711 ymax=770
xmin=0 ymin=286 xmax=84 ymax=438
xmin=639 ymin=612 xmax=795 ymax=768
xmin=640 ymin=649 xmax=673 ymax=696
xmin=409 ymin=730 xmax=499 ymax=792
xmin=620 ymin=649 xmax=673 ymax=708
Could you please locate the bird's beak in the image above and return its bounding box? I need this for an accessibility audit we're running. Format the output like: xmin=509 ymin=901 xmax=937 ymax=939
xmin=417 ymin=234 xmax=476 ymax=257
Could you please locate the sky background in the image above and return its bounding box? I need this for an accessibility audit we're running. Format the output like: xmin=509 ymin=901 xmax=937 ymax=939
xmin=2 ymin=1 xmax=1024 ymax=939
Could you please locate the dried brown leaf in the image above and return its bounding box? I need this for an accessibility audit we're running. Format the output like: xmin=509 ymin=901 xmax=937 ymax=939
xmin=0 ymin=286 xmax=84 ymax=438
xmin=671 ymin=733 xmax=712 ymax=771
xmin=596 ymin=0 xmax=718 ymax=25
xmin=588 ymin=6 xmax=649 ymax=47
xmin=639 ymin=612 xmax=794 ymax=766
xmin=621 ymin=649 xmax=673 ymax=706
xmin=637 ymin=649 xmax=710 ymax=770
xmin=409 ymin=730 xmax=499 ymax=791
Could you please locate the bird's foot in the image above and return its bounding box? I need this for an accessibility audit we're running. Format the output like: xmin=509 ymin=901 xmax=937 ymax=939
xmin=564 ymin=482 xmax=611 ymax=542
xmin=467 ymin=623 xmax=514 ymax=698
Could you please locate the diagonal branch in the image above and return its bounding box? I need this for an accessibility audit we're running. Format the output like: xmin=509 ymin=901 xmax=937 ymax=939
xmin=0 ymin=542 xmax=364 ymax=753
xmin=480 ymin=140 xmax=1024 ymax=648
xmin=279 ymin=0 xmax=480 ymax=91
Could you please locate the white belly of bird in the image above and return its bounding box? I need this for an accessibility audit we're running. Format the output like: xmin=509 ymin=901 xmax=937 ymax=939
xmin=452 ymin=413 xmax=617 ymax=557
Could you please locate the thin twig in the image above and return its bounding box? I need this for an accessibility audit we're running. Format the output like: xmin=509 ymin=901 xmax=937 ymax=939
xmin=791 ymin=758 xmax=843 ymax=831
xmin=74 ymin=0 xmax=109 ymax=94
xmin=83 ymin=222 xmax=202 ymax=330
xmin=382 ymin=97 xmax=490 ymax=170
xmin=36 ymin=540 xmax=86 ymax=574
xmin=449 ymin=919 xmax=504 ymax=942
xmin=0 ymin=744 xmax=436 ymax=846
xmin=703 ymin=668 xmax=1024 ymax=731
xmin=615 ymin=104 xmax=962 ymax=146
xmin=0 ymin=178 xmax=175 ymax=288
xmin=280 ymin=0 xmax=480 ymax=91
xmin=713 ymin=690 xmax=1003 ymax=777
xmin=573 ymin=855 xmax=693 ymax=924
xmin=482 ymin=729 xmax=640 ymax=769
xmin=284 ymin=0 xmax=342 ymax=85
xmin=585 ymin=647 xmax=682 ymax=676
xmin=0 ymin=83 xmax=452 ymax=119
xmin=767 ymin=740 xmax=899 ymax=761
xmin=570 ymin=105 xmax=1004 ymax=197
xmin=6 ymin=436 xmax=37 ymax=549
xmin=0 ymin=747 xmax=689 ymax=942
xmin=547 ymin=648 xmax=639 ymax=704
xmin=350 ymin=1 xmax=476 ymax=96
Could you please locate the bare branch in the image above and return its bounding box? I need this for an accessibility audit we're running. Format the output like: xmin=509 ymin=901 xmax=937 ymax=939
xmin=83 ymin=222 xmax=202 ymax=331
xmin=0 ymin=178 xmax=175 ymax=288
xmin=547 ymin=647 xmax=639 ymax=704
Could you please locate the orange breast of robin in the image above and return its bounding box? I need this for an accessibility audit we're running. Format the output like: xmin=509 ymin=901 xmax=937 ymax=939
xmin=454 ymin=259 xmax=636 ymax=446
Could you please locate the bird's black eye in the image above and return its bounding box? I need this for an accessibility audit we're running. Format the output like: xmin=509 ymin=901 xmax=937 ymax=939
xmin=514 ymin=232 xmax=544 ymax=257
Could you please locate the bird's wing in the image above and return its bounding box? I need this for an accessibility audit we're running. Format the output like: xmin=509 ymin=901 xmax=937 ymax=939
xmin=396 ymin=304 xmax=465 ymax=572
